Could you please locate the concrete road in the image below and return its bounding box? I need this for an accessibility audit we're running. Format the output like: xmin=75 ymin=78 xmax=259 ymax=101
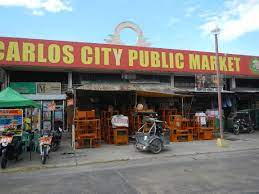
xmin=1 ymin=149 xmax=259 ymax=194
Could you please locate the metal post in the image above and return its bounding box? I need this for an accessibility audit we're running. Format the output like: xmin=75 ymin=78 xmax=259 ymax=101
xmin=72 ymin=89 xmax=77 ymax=149
xmin=62 ymin=100 xmax=65 ymax=131
xmin=135 ymin=91 xmax=137 ymax=108
xmin=213 ymin=28 xmax=224 ymax=139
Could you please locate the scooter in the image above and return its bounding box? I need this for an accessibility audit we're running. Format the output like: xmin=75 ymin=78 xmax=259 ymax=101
xmin=0 ymin=132 xmax=23 ymax=169
xmin=39 ymin=132 xmax=52 ymax=164
xmin=51 ymin=127 xmax=62 ymax=152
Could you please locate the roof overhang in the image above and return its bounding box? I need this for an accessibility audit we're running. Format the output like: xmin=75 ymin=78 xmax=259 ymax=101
xmin=231 ymin=88 xmax=259 ymax=93
xmin=76 ymin=83 xmax=192 ymax=97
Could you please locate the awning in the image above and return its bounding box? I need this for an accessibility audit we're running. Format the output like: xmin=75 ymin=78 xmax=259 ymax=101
xmin=178 ymin=88 xmax=235 ymax=94
xmin=231 ymin=88 xmax=259 ymax=93
xmin=24 ymin=94 xmax=67 ymax=100
xmin=136 ymin=90 xmax=191 ymax=97
xmin=77 ymin=83 xmax=131 ymax=92
xmin=76 ymin=83 xmax=192 ymax=97
xmin=192 ymin=90 xmax=235 ymax=94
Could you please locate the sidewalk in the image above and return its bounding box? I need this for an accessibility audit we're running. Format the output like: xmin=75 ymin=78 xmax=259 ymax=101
xmin=2 ymin=132 xmax=259 ymax=172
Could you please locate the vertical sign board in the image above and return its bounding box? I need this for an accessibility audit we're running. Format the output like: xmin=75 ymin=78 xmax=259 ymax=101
xmin=0 ymin=109 xmax=23 ymax=131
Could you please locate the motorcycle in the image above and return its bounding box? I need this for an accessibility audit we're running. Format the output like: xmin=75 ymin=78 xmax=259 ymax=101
xmin=39 ymin=132 xmax=52 ymax=164
xmin=233 ymin=118 xmax=254 ymax=135
xmin=0 ymin=132 xmax=23 ymax=169
xmin=233 ymin=111 xmax=255 ymax=135
xmin=51 ymin=127 xmax=62 ymax=152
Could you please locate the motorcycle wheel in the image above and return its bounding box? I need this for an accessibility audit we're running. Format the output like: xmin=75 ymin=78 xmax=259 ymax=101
xmin=134 ymin=143 xmax=141 ymax=151
xmin=1 ymin=158 xmax=7 ymax=169
xmin=41 ymin=147 xmax=47 ymax=165
xmin=51 ymin=142 xmax=58 ymax=152
xmin=150 ymin=138 xmax=162 ymax=154
xmin=233 ymin=125 xmax=240 ymax=135
xmin=1 ymin=150 xmax=8 ymax=169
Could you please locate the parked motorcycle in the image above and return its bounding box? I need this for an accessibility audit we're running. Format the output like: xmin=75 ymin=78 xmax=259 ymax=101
xmin=51 ymin=127 xmax=62 ymax=152
xmin=0 ymin=132 xmax=23 ymax=169
xmin=39 ymin=131 xmax=52 ymax=164
xmin=233 ymin=111 xmax=255 ymax=135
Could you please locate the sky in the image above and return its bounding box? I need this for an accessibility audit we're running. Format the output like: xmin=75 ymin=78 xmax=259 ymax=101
xmin=0 ymin=0 xmax=259 ymax=56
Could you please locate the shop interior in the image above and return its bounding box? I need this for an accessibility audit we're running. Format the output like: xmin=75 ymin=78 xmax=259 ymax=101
xmin=72 ymin=89 xmax=218 ymax=149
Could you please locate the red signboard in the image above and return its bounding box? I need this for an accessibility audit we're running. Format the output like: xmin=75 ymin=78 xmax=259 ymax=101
xmin=0 ymin=36 xmax=259 ymax=76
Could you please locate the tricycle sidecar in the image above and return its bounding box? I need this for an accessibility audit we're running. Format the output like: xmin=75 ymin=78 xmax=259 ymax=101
xmin=135 ymin=118 xmax=170 ymax=154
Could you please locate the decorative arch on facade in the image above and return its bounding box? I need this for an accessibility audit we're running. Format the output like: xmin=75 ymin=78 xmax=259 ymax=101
xmin=105 ymin=21 xmax=150 ymax=47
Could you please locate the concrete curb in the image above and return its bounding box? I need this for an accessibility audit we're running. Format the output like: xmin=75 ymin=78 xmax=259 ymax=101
xmin=2 ymin=147 xmax=259 ymax=173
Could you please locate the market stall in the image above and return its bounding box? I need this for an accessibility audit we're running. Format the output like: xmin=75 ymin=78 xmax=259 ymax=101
xmin=0 ymin=87 xmax=40 ymax=168
xmin=72 ymin=83 xmax=192 ymax=149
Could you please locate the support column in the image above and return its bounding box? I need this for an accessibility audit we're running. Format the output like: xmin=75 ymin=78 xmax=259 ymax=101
xmin=170 ymin=74 xmax=175 ymax=88
xmin=3 ymin=70 xmax=9 ymax=89
xmin=230 ymin=77 xmax=236 ymax=90
xmin=68 ymin=72 xmax=73 ymax=91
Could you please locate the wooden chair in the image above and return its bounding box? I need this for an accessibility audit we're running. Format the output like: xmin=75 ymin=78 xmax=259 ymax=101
xmin=86 ymin=110 xmax=95 ymax=119
xmin=74 ymin=119 xmax=101 ymax=148
xmin=75 ymin=110 xmax=86 ymax=120
xmin=195 ymin=116 xmax=214 ymax=140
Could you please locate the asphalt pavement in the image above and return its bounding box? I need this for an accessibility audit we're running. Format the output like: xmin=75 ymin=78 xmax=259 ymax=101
xmin=2 ymin=132 xmax=259 ymax=173
xmin=1 ymin=149 xmax=259 ymax=194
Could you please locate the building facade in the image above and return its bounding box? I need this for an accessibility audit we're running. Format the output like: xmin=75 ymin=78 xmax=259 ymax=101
xmin=0 ymin=27 xmax=259 ymax=130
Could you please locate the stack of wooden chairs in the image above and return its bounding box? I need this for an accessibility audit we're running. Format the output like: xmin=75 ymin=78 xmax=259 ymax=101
xmin=100 ymin=110 xmax=119 ymax=144
xmin=169 ymin=115 xmax=193 ymax=142
xmin=159 ymin=108 xmax=178 ymax=124
xmin=194 ymin=116 xmax=214 ymax=140
xmin=126 ymin=109 xmax=135 ymax=136
xmin=168 ymin=115 xmax=215 ymax=142
xmin=134 ymin=114 xmax=143 ymax=132
xmin=74 ymin=110 xmax=101 ymax=149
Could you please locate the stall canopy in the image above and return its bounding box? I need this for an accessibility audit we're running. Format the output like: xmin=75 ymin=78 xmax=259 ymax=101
xmin=76 ymin=83 xmax=192 ymax=97
xmin=0 ymin=87 xmax=40 ymax=108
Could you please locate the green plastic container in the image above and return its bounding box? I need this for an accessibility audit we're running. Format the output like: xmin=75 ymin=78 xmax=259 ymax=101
xmin=215 ymin=118 xmax=225 ymax=130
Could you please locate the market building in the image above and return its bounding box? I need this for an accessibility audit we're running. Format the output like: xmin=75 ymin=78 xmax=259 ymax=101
xmin=0 ymin=22 xmax=259 ymax=137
